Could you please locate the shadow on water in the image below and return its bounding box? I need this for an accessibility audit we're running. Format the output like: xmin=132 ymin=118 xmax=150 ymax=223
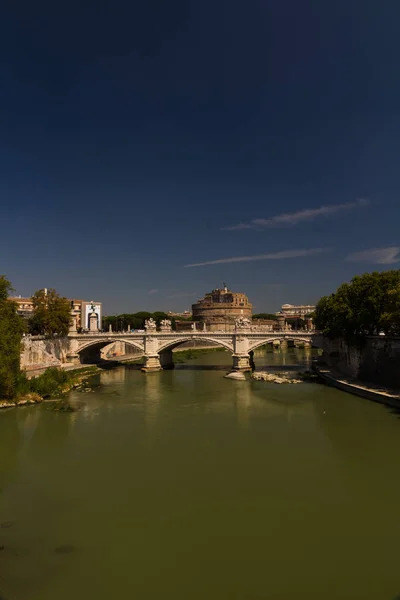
xmin=175 ymin=364 xmax=230 ymax=371
xmin=386 ymin=406 xmax=400 ymax=419
xmin=175 ymin=363 xmax=311 ymax=371
xmin=253 ymin=364 xmax=308 ymax=372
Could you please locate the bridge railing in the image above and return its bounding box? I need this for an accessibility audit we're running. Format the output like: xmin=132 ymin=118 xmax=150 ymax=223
xmin=69 ymin=329 xmax=317 ymax=336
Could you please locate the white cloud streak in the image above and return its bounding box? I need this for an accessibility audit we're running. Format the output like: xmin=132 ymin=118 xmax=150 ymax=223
xmin=224 ymin=198 xmax=369 ymax=231
xmin=184 ymin=247 xmax=330 ymax=268
xmin=148 ymin=289 xmax=159 ymax=295
xmin=345 ymin=247 xmax=400 ymax=265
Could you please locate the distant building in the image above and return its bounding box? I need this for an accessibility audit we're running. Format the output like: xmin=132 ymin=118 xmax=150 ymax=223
xmin=11 ymin=296 xmax=37 ymax=318
xmin=167 ymin=311 xmax=192 ymax=318
xmin=174 ymin=320 xmax=197 ymax=332
xmin=11 ymin=292 xmax=102 ymax=331
xmin=192 ymin=285 xmax=252 ymax=332
xmin=252 ymin=318 xmax=278 ymax=332
xmin=277 ymin=303 xmax=315 ymax=319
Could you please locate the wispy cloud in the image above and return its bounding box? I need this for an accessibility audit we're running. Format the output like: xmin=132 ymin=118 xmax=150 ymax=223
xmin=166 ymin=292 xmax=197 ymax=299
xmin=148 ymin=289 xmax=159 ymax=295
xmin=184 ymin=247 xmax=330 ymax=268
xmin=224 ymin=198 xmax=369 ymax=231
xmin=345 ymin=247 xmax=400 ymax=265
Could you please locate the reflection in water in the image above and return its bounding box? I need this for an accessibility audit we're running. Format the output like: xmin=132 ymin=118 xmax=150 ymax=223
xmin=143 ymin=373 xmax=162 ymax=430
xmin=0 ymin=410 xmax=23 ymax=492
xmin=100 ymin=367 xmax=126 ymax=385
xmin=0 ymin=348 xmax=400 ymax=600
xmin=233 ymin=382 xmax=252 ymax=429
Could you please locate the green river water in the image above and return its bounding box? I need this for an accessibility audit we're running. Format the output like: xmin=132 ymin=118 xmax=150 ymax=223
xmin=1 ymin=347 xmax=400 ymax=600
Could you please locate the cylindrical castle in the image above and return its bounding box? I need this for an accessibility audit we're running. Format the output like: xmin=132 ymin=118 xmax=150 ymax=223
xmin=191 ymin=286 xmax=252 ymax=332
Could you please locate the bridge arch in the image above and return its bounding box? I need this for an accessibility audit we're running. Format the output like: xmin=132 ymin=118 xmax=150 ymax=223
xmin=157 ymin=336 xmax=234 ymax=354
xmin=77 ymin=338 xmax=144 ymax=364
xmin=248 ymin=337 xmax=319 ymax=353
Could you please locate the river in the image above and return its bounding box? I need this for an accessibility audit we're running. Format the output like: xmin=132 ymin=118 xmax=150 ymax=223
xmin=1 ymin=347 xmax=400 ymax=600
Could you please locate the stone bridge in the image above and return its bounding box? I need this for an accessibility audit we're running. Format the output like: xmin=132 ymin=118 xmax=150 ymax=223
xmin=67 ymin=330 xmax=321 ymax=372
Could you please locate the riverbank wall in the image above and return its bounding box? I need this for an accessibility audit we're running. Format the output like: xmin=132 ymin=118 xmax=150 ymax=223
xmin=320 ymin=336 xmax=400 ymax=389
xmin=313 ymin=365 xmax=400 ymax=409
xmin=21 ymin=336 xmax=68 ymax=371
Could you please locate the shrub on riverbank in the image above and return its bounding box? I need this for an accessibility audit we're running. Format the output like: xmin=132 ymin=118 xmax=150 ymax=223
xmin=26 ymin=368 xmax=73 ymax=398
xmin=5 ymin=367 xmax=96 ymax=405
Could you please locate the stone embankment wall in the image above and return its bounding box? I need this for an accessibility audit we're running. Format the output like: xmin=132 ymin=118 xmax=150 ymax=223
xmin=21 ymin=336 xmax=70 ymax=371
xmin=321 ymin=336 xmax=400 ymax=388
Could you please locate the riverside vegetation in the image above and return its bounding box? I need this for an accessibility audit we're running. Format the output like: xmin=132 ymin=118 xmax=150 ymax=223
xmin=314 ymin=270 xmax=400 ymax=344
xmin=0 ymin=274 xmax=97 ymax=408
xmin=0 ymin=367 xmax=98 ymax=409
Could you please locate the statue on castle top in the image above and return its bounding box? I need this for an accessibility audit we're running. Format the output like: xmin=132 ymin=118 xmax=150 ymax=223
xmin=235 ymin=316 xmax=251 ymax=330
xmin=145 ymin=317 xmax=157 ymax=331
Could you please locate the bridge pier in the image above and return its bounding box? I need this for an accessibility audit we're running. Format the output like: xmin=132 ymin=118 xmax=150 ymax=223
xmin=232 ymin=354 xmax=252 ymax=372
xmin=66 ymin=338 xmax=81 ymax=365
xmin=66 ymin=353 xmax=81 ymax=365
xmin=142 ymin=335 xmax=163 ymax=372
xmin=141 ymin=354 xmax=162 ymax=372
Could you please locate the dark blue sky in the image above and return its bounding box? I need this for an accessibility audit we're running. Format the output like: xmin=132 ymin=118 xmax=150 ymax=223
xmin=1 ymin=0 xmax=399 ymax=314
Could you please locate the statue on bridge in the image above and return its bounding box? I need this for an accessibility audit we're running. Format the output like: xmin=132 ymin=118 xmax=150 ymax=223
xmin=145 ymin=317 xmax=157 ymax=332
xmin=159 ymin=319 xmax=172 ymax=332
xmin=235 ymin=316 xmax=251 ymax=330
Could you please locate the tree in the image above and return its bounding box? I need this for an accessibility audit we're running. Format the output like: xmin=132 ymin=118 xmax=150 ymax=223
xmin=29 ymin=288 xmax=71 ymax=337
xmin=0 ymin=276 xmax=25 ymax=399
xmin=102 ymin=312 xmax=172 ymax=332
xmin=252 ymin=313 xmax=278 ymax=321
xmin=152 ymin=311 xmax=169 ymax=325
xmin=314 ymin=270 xmax=400 ymax=343
xmin=290 ymin=317 xmax=306 ymax=330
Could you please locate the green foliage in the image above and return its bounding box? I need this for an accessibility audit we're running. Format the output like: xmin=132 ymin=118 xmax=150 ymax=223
xmin=290 ymin=317 xmax=306 ymax=330
xmin=102 ymin=311 xmax=173 ymax=331
xmin=253 ymin=313 xmax=278 ymax=321
xmin=14 ymin=367 xmax=80 ymax=400
xmin=0 ymin=276 xmax=25 ymax=399
xmin=29 ymin=288 xmax=71 ymax=337
xmin=314 ymin=270 xmax=400 ymax=343
xmin=27 ymin=367 xmax=71 ymax=398
xmin=0 ymin=275 xmax=13 ymax=302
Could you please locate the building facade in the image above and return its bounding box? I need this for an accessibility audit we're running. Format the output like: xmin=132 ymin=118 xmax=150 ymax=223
xmin=11 ymin=294 xmax=102 ymax=331
xmin=277 ymin=303 xmax=316 ymax=319
xmin=192 ymin=286 xmax=252 ymax=332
